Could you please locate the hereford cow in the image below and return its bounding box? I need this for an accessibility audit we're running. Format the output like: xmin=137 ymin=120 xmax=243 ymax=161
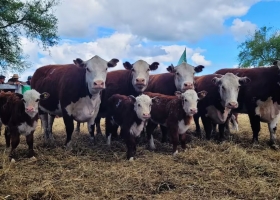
xmin=0 ymin=90 xmax=49 ymax=162
xmin=144 ymin=90 xmax=207 ymax=155
xmin=31 ymin=55 xmax=119 ymax=148
xmin=145 ymin=62 xmax=205 ymax=142
xmin=85 ymin=60 xmax=159 ymax=139
xmin=213 ymin=61 xmax=280 ymax=148
xmin=193 ymin=73 xmax=251 ymax=140
xmin=106 ymin=94 xmax=154 ymax=161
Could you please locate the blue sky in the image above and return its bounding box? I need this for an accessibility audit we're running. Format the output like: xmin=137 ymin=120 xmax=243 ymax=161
xmin=10 ymin=0 xmax=280 ymax=80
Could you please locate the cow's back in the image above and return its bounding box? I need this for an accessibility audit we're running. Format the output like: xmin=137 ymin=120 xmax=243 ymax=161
xmin=146 ymin=73 xmax=177 ymax=95
xmin=31 ymin=64 xmax=86 ymax=110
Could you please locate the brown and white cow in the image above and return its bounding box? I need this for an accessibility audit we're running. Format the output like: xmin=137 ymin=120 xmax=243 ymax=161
xmin=145 ymin=62 xmax=205 ymax=142
xmin=144 ymin=90 xmax=207 ymax=155
xmin=84 ymin=60 xmax=159 ymax=139
xmin=193 ymin=73 xmax=250 ymax=140
xmin=106 ymin=94 xmax=154 ymax=161
xmin=0 ymin=90 xmax=49 ymax=162
xmin=214 ymin=61 xmax=280 ymax=148
xmin=31 ymin=55 xmax=119 ymax=148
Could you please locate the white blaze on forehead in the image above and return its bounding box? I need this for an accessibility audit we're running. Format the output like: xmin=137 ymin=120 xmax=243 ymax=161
xmin=85 ymin=55 xmax=108 ymax=93
xmin=215 ymin=73 xmax=241 ymax=107
xmin=180 ymin=89 xmax=199 ymax=115
xmin=132 ymin=60 xmax=151 ymax=91
xmin=134 ymin=94 xmax=152 ymax=120
xmin=174 ymin=63 xmax=196 ymax=91
xmin=23 ymin=89 xmax=41 ymax=118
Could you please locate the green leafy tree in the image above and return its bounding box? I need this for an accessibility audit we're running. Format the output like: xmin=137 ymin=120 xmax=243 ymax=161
xmin=0 ymin=0 xmax=60 ymax=72
xmin=237 ymin=26 xmax=280 ymax=67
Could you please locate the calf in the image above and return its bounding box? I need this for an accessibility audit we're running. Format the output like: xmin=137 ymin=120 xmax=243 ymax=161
xmin=145 ymin=90 xmax=207 ymax=155
xmin=106 ymin=94 xmax=154 ymax=161
xmin=0 ymin=90 xmax=49 ymax=162
xmin=193 ymin=73 xmax=250 ymax=140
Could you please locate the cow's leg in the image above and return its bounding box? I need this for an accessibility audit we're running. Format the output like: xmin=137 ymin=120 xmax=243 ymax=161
xmin=218 ymin=123 xmax=226 ymax=141
xmin=95 ymin=116 xmax=102 ymax=135
xmin=160 ymin=125 xmax=169 ymax=143
xmin=125 ymin=131 xmax=137 ymax=161
xmin=194 ymin=114 xmax=202 ymax=138
xmin=47 ymin=114 xmax=55 ymax=141
xmin=75 ymin=122 xmax=81 ymax=134
xmin=268 ymin=113 xmax=280 ymax=149
xmin=212 ymin=122 xmax=218 ymax=134
xmin=62 ymin=112 xmax=74 ymax=150
xmin=88 ymin=118 xmax=96 ymax=145
xmin=26 ymin=132 xmax=36 ymax=160
xmin=4 ymin=127 xmax=10 ymax=148
xmin=9 ymin=133 xmax=20 ymax=162
xmin=230 ymin=113 xmax=239 ymax=131
xmin=248 ymin=113 xmax=261 ymax=144
xmin=105 ymin=118 xmax=119 ymax=146
xmin=146 ymin=121 xmax=158 ymax=150
xmin=106 ymin=116 xmax=119 ymax=140
xmin=169 ymin=126 xmax=179 ymax=156
xmin=180 ymin=132 xmax=187 ymax=151
xmin=0 ymin=120 xmax=2 ymax=136
xmin=39 ymin=108 xmax=49 ymax=143
xmin=201 ymin=115 xmax=213 ymax=140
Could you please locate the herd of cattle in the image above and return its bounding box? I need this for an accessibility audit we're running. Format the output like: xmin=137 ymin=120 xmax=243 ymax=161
xmin=0 ymin=55 xmax=280 ymax=162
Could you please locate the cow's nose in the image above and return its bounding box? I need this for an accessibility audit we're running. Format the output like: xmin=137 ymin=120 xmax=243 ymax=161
xmin=143 ymin=113 xmax=151 ymax=118
xmin=136 ymin=78 xmax=145 ymax=84
xmin=227 ymin=102 xmax=238 ymax=108
xmin=26 ymin=106 xmax=34 ymax=112
xmin=190 ymin=108 xmax=197 ymax=114
xmin=184 ymin=82 xmax=194 ymax=89
xmin=93 ymin=80 xmax=104 ymax=88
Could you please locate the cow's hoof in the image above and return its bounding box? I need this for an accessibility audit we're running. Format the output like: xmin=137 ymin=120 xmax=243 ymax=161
xmin=128 ymin=157 xmax=134 ymax=162
xmin=65 ymin=141 xmax=73 ymax=151
xmin=172 ymin=150 xmax=178 ymax=156
xmin=29 ymin=156 xmax=37 ymax=161
xmin=10 ymin=158 xmax=16 ymax=163
xmin=271 ymin=144 xmax=279 ymax=150
xmin=106 ymin=134 xmax=111 ymax=146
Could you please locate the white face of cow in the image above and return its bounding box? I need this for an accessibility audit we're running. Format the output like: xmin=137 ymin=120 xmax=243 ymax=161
xmin=167 ymin=62 xmax=204 ymax=92
xmin=130 ymin=94 xmax=153 ymax=121
xmin=212 ymin=73 xmax=250 ymax=109
xmin=22 ymin=89 xmax=50 ymax=118
xmin=124 ymin=60 xmax=159 ymax=93
xmin=73 ymin=55 xmax=119 ymax=95
xmin=175 ymin=90 xmax=207 ymax=116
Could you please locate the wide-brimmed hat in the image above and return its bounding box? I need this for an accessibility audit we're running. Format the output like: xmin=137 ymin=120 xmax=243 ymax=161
xmin=11 ymin=74 xmax=20 ymax=79
xmin=0 ymin=75 xmax=5 ymax=79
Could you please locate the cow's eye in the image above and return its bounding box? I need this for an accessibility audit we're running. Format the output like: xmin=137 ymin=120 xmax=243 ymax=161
xmin=132 ymin=68 xmax=135 ymax=72
xmin=86 ymin=68 xmax=90 ymax=72
xmin=105 ymin=67 xmax=108 ymax=71
xmin=147 ymin=68 xmax=150 ymax=72
xmin=222 ymin=86 xmax=225 ymax=90
xmin=185 ymin=99 xmax=187 ymax=102
xmin=36 ymin=99 xmax=39 ymax=102
xmin=22 ymin=99 xmax=26 ymax=103
xmin=176 ymin=72 xmax=180 ymax=76
xmin=138 ymin=104 xmax=141 ymax=107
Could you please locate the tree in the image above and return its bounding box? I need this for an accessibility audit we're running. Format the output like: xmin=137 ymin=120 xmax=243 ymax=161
xmin=237 ymin=26 xmax=280 ymax=67
xmin=0 ymin=0 xmax=60 ymax=72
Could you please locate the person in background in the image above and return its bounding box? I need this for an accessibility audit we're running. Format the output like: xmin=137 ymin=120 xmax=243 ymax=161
xmin=0 ymin=75 xmax=5 ymax=84
xmin=26 ymin=76 xmax=32 ymax=85
xmin=7 ymin=74 xmax=26 ymax=85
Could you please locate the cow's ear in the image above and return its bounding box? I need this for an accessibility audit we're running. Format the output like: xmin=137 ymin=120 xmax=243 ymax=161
xmin=194 ymin=65 xmax=204 ymax=73
xmin=167 ymin=64 xmax=175 ymax=73
xmin=129 ymin=95 xmax=136 ymax=102
xmin=197 ymin=90 xmax=207 ymax=100
xmin=151 ymin=96 xmax=159 ymax=103
xmin=212 ymin=77 xmax=221 ymax=85
xmin=108 ymin=58 xmax=119 ymax=68
xmin=273 ymin=60 xmax=280 ymax=69
xmin=123 ymin=61 xmax=133 ymax=70
xmin=74 ymin=58 xmax=85 ymax=68
xmin=40 ymin=92 xmax=50 ymax=100
xmin=174 ymin=91 xmax=182 ymax=98
xmin=149 ymin=62 xmax=159 ymax=71
xmin=15 ymin=93 xmax=23 ymax=99
xmin=239 ymin=77 xmax=251 ymax=85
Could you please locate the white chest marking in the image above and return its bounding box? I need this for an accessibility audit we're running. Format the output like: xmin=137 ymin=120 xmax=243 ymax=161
xmin=255 ymin=97 xmax=280 ymax=123
xmin=178 ymin=119 xmax=191 ymax=134
xmin=130 ymin=121 xmax=145 ymax=137
xmin=18 ymin=121 xmax=37 ymax=136
xmin=65 ymin=95 xmax=101 ymax=122
xmin=205 ymin=105 xmax=230 ymax=124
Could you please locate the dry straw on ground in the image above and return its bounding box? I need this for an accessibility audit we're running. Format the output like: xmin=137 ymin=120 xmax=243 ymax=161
xmin=1 ymin=114 xmax=280 ymax=200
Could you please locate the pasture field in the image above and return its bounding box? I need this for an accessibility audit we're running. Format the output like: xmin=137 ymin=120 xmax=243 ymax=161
xmin=1 ymin=115 xmax=280 ymax=200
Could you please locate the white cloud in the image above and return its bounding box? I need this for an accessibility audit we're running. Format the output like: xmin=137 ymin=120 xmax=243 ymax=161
xmin=230 ymin=18 xmax=258 ymax=41
xmin=55 ymin=0 xmax=260 ymax=42
xmin=18 ymin=33 xmax=211 ymax=80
